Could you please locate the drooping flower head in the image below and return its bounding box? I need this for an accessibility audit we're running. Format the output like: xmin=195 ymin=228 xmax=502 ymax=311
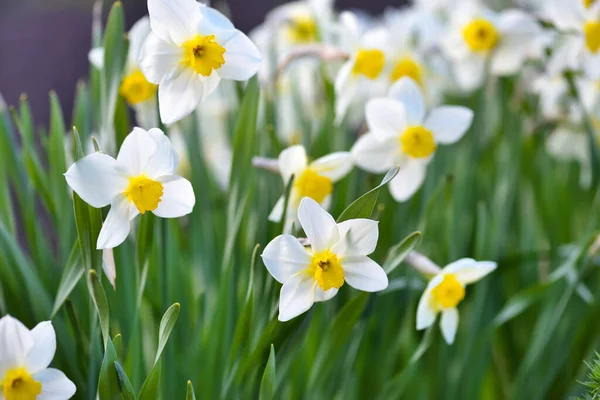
xmin=0 ymin=315 xmax=76 ymax=400
xmin=140 ymin=0 xmax=262 ymax=124
xmin=65 ymin=127 xmax=195 ymax=249
xmin=268 ymin=145 xmax=353 ymax=232
xmin=351 ymin=77 xmax=473 ymax=202
xmin=262 ymin=198 xmax=389 ymax=321
xmin=416 ymin=258 xmax=496 ymax=344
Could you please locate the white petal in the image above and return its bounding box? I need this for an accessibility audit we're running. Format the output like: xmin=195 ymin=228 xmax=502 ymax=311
xmin=310 ymin=152 xmax=354 ymax=182
xmin=145 ymin=128 xmax=179 ymax=178
xmin=217 ymin=30 xmax=262 ymax=81
xmin=33 ymin=368 xmax=77 ymax=400
xmin=64 ymin=153 xmax=127 ymax=208
xmin=0 ymin=315 xmax=33 ymax=375
xmin=331 ymin=219 xmax=379 ymax=256
xmin=425 ymin=106 xmax=473 ymax=145
xmin=24 ymin=322 xmax=56 ymax=374
xmin=388 ymin=77 xmax=425 ymax=125
xmin=489 ymin=41 xmax=528 ymax=76
xmin=152 ymin=175 xmax=195 ymax=218
xmin=365 ymin=98 xmax=407 ymax=139
xmin=342 ymin=256 xmax=388 ymax=292
xmin=140 ymin=32 xmax=183 ymax=84
xmin=315 ymin=287 xmax=339 ymax=302
xmin=546 ymin=0 xmax=586 ymax=31
xmin=416 ymin=289 xmax=436 ymax=330
xmin=351 ymin=133 xmax=400 ymax=173
xmin=198 ymin=4 xmax=235 ymax=32
xmin=388 ymin=160 xmax=427 ymax=202
xmin=454 ymin=56 xmax=485 ymax=92
xmin=261 ymin=234 xmax=311 ymax=283
xmin=88 ymin=47 xmax=104 ymax=70
xmin=334 ymin=61 xmax=358 ymax=124
xmin=278 ymin=274 xmax=317 ymax=321
xmin=278 ymin=145 xmax=308 ymax=184
xmin=159 ymin=68 xmax=219 ymax=125
xmin=147 ymin=0 xmax=201 ymax=45
xmin=498 ymin=9 xmax=540 ymax=36
xmin=115 ymin=127 xmax=158 ymax=177
xmin=133 ymin=99 xmax=159 ymax=130
xmin=96 ymin=195 xmax=133 ymax=249
xmin=128 ymin=16 xmax=152 ymax=67
xmin=443 ymin=259 xmax=497 ymax=285
xmin=102 ymin=248 xmax=117 ymax=290
xmin=297 ymin=197 xmax=339 ymax=252
xmin=440 ymin=308 xmax=459 ymax=345
xmin=268 ymin=197 xmax=285 ymax=223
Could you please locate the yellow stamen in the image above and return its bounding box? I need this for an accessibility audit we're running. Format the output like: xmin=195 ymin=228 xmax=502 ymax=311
xmin=390 ymin=57 xmax=423 ymax=86
xmin=293 ymin=169 xmax=333 ymax=204
xmin=400 ymin=126 xmax=437 ymax=158
xmin=584 ymin=0 xmax=595 ymax=8
xmin=462 ymin=18 xmax=499 ymax=52
xmin=585 ymin=21 xmax=600 ymax=53
xmin=309 ymin=250 xmax=344 ymax=291
xmin=1 ymin=367 xmax=42 ymax=400
xmin=119 ymin=69 xmax=157 ymax=105
xmin=430 ymin=274 xmax=465 ymax=310
xmin=352 ymin=49 xmax=385 ymax=79
xmin=287 ymin=16 xmax=318 ymax=43
xmin=181 ymin=34 xmax=226 ymax=76
xmin=125 ymin=175 xmax=164 ymax=214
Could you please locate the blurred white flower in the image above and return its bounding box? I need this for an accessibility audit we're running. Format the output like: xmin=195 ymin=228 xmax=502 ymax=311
xmin=140 ymin=0 xmax=261 ymax=124
xmin=546 ymin=0 xmax=600 ymax=77
xmin=351 ymin=77 xmax=473 ymax=202
xmin=441 ymin=3 xmax=541 ymax=91
xmin=334 ymin=12 xmax=389 ymax=123
xmin=65 ymin=127 xmax=195 ymax=249
xmin=269 ymin=145 xmax=353 ymax=232
xmin=530 ymin=73 xmax=570 ymax=121
xmin=89 ymin=17 xmax=159 ymax=130
xmin=262 ymin=197 xmax=388 ymax=321
xmin=416 ymin=258 xmax=496 ymax=344
xmin=0 ymin=315 xmax=76 ymax=400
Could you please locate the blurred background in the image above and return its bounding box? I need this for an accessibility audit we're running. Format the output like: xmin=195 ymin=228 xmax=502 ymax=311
xmin=0 ymin=0 xmax=403 ymax=125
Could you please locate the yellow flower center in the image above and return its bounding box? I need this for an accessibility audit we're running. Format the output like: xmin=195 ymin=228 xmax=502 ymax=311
xmin=125 ymin=175 xmax=164 ymax=214
xmin=463 ymin=18 xmax=499 ymax=52
xmin=181 ymin=34 xmax=226 ymax=76
xmin=287 ymin=16 xmax=318 ymax=43
xmin=585 ymin=21 xmax=600 ymax=53
xmin=430 ymin=274 xmax=465 ymax=310
xmin=585 ymin=0 xmax=595 ymax=8
xmin=309 ymin=250 xmax=344 ymax=291
xmin=119 ymin=69 xmax=157 ymax=105
xmin=352 ymin=49 xmax=385 ymax=79
xmin=1 ymin=367 xmax=42 ymax=400
xmin=390 ymin=57 xmax=423 ymax=86
xmin=400 ymin=126 xmax=437 ymax=158
xmin=293 ymin=169 xmax=333 ymax=204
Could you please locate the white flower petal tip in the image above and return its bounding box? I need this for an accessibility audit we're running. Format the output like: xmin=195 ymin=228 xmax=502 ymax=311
xmin=278 ymin=274 xmax=317 ymax=321
xmin=425 ymin=106 xmax=474 ymax=145
xmin=440 ymin=308 xmax=459 ymax=345
xmin=142 ymin=0 xmax=262 ymax=124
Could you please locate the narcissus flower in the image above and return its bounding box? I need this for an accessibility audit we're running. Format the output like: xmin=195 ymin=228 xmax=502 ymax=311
xmin=0 ymin=315 xmax=76 ymax=399
xmin=351 ymin=77 xmax=473 ymax=202
xmin=441 ymin=3 xmax=541 ymax=91
xmin=89 ymin=17 xmax=159 ymax=129
xmin=547 ymin=0 xmax=600 ymax=78
xmin=416 ymin=258 xmax=496 ymax=344
xmin=140 ymin=0 xmax=262 ymax=124
xmin=268 ymin=145 xmax=353 ymax=232
xmin=262 ymin=198 xmax=388 ymax=321
xmin=65 ymin=127 xmax=195 ymax=249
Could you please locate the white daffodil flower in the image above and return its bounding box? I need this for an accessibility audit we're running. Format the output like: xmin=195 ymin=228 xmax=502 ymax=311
xmin=268 ymin=145 xmax=353 ymax=233
xmin=530 ymin=73 xmax=571 ymax=121
xmin=0 ymin=315 xmax=76 ymax=400
xmin=334 ymin=11 xmax=389 ymax=123
xmin=416 ymin=258 xmax=496 ymax=344
xmin=547 ymin=0 xmax=600 ymax=78
xmin=89 ymin=17 xmax=159 ymax=130
xmin=140 ymin=0 xmax=262 ymax=125
xmin=351 ymin=77 xmax=473 ymax=202
xmin=262 ymin=197 xmax=389 ymax=321
xmin=65 ymin=127 xmax=195 ymax=249
xmin=441 ymin=3 xmax=541 ymax=91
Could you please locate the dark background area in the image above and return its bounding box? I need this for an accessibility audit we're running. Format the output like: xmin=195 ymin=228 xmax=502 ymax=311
xmin=0 ymin=0 xmax=404 ymax=125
